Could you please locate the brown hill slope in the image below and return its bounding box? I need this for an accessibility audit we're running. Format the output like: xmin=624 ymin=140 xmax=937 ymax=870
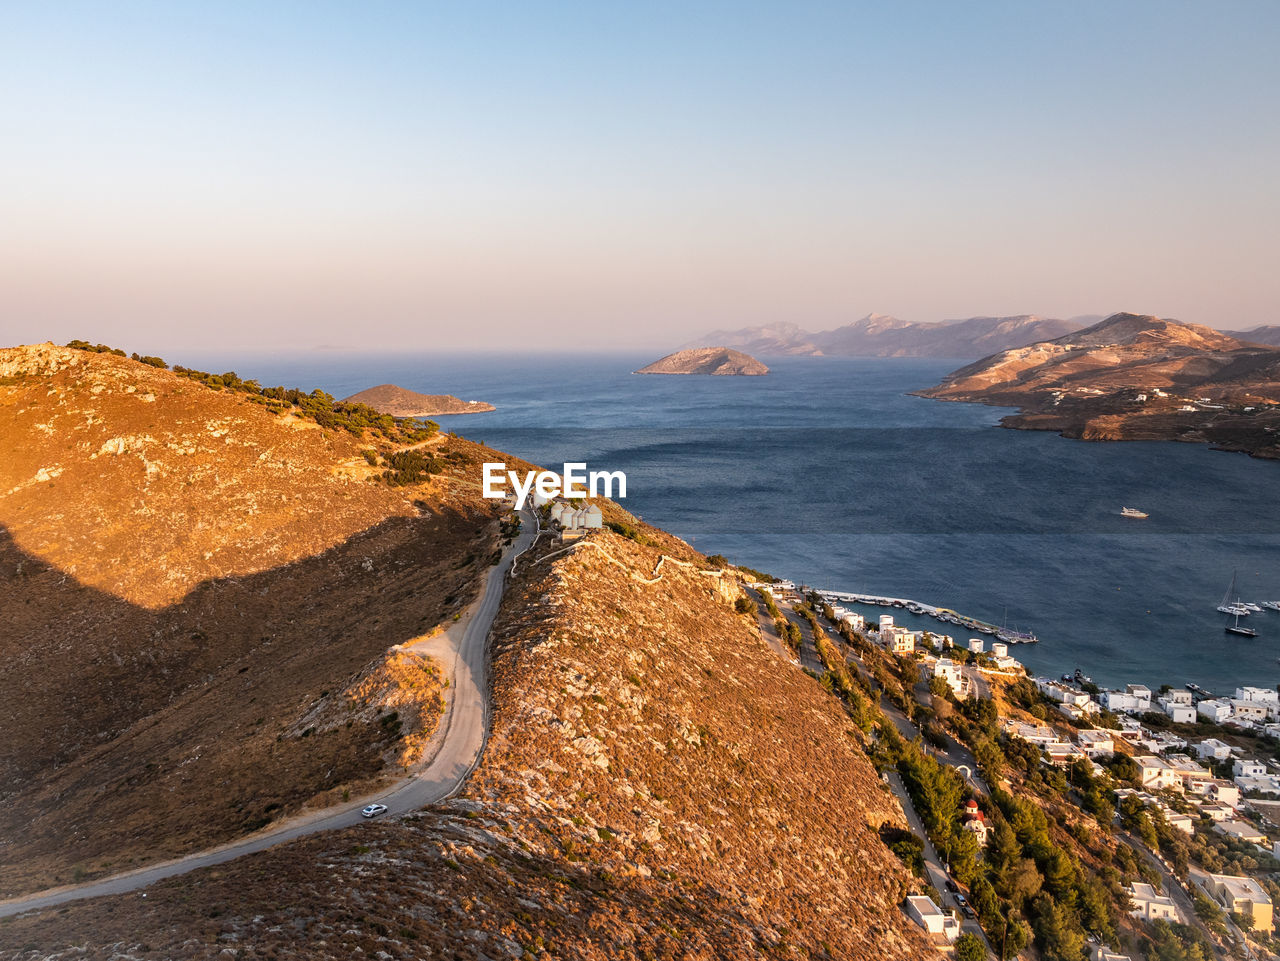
xmin=3 ymin=522 xmax=935 ymax=960
xmin=917 ymin=313 xmax=1280 ymax=457
xmin=635 ymin=347 xmax=769 ymax=375
xmin=341 ymin=383 xmax=495 ymax=416
xmin=0 ymin=344 xmax=506 ymax=894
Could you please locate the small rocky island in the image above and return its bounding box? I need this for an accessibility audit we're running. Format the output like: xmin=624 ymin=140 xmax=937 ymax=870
xmin=340 ymin=384 xmax=495 ymax=416
xmin=635 ymin=347 xmax=769 ymax=376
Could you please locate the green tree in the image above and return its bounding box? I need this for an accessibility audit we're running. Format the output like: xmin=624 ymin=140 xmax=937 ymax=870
xmin=954 ymin=932 xmax=985 ymax=961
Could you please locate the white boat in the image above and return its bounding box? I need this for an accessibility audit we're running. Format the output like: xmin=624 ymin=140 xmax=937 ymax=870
xmin=1244 ymin=602 xmax=1264 ymax=613
xmin=1263 ymin=601 xmax=1280 ymax=612
xmin=1120 ymin=507 xmax=1148 ymax=518
xmin=1217 ymin=571 xmax=1250 ymax=616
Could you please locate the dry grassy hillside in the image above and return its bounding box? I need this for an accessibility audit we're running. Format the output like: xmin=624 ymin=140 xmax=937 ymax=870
xmin=0 ymin=344 xmax=507 ymax=895
xmin=1 ymin=523 xmax=936 ymax=960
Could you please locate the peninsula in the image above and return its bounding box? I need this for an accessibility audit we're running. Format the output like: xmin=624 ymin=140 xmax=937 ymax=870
xmin=635 ymin=346 xmax=769 ymax=375
xmin=918 ymin=312 xmax=1280 ymax=459
xmin=341 ymin=383 xmax=494 ymax=416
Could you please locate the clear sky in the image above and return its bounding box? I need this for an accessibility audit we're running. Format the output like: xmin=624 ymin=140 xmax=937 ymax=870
xmin=2 ymin=1 xmax=1277 ymax=352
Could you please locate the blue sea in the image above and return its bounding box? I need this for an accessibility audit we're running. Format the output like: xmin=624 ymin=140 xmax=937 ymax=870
xmin=186 ymin=350 xmax=1280 ymax=695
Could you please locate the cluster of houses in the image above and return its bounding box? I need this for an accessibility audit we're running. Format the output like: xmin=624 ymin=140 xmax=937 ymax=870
xmin=544 ymin=500 xmax=603 ymax=541
xmin=1003 ymin=685 xmax=1280 ymax=937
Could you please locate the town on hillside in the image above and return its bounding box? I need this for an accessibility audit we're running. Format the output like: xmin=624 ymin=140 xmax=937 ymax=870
xmin=745 ymin=577 xmax=1280 ymax=961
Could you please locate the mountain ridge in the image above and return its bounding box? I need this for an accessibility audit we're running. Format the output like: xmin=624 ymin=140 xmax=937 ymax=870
xmin=681 ymin=313 xmax=1095 ymax=358
xmin=917 ymin=312 xmax=1280 ymax=457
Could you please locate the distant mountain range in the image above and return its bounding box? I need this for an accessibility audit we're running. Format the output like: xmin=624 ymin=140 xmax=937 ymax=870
xmin=682 ymin=314 xmax=1099 ymax=359
xmin=917 ymin=312 xmax=1280 ymax=458
xmin=683 ymin=314 xmax=1280 ymax=359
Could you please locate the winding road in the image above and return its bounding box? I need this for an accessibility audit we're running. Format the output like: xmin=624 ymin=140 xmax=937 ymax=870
xmin=0 ymin=509 xmax=536 ymax=919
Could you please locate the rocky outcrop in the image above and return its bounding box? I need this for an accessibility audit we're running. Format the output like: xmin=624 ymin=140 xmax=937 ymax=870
xmin=635 ymin=347 xmax=769 ymax=375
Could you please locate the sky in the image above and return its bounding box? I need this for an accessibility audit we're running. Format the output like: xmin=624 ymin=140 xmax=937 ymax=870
xmin=2 ymin=1 xmax=1278 ymax=352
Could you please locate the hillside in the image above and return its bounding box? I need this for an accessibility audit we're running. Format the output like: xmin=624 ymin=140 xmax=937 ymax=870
xmin=1225 ymin=325 xmax=1280 ymax=347
xmin=0 ymin=343 xmax=508 ymax=896
xmin=341 ymin=383 xmax=495 ymax=416
xmin=634 ymin=346 xmax=769 ymax=375
xmin=917 ymin=313 xmax=1280 ymax=457
xmin=0 ymin=343 xmax=938 ymax=959
xmin=683 ymin=314 xmax=1089 ymax=358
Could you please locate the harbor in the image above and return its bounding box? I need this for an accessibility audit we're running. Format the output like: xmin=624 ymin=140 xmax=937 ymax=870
xmin=813 ymin=589 xmax=1040 ymax=644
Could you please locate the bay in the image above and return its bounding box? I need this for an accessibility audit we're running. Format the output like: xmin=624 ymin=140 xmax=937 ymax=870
xmin=186 ymin=349 xmax=1280 ymax=696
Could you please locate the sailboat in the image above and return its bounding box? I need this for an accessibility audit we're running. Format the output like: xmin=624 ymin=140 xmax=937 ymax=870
xmin=1217 ymin=571 xmax=1250 ymax=616
xmin=1226 ymin=610 xmax=1258 ymax=638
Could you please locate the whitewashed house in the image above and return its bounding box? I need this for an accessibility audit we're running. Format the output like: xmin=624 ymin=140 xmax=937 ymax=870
xmin=1194 ymin=738 xmax=1232 ymax=761
xmin=1127 ymin=882 xmax=1179 ymax=922
xmin=905 ymin=896 xmax=960 ymax=944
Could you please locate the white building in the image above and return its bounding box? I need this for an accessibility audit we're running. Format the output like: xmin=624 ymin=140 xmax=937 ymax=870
xmin=1076 ymin=730 xmax=1115 ymax=758
xmin=1159 ymin=696 xmax=1196 ymax=724
xmin=990 ymin=642 xmax=1008 ymax=658
xmin=1103 ymin=690 xmax=1148 ymax=714
xmin=1134 ymin=756 xmax=1182 ymax=792
xmin=1210 ymin=780 xmax=1241 ymax=807
xmin=1196 ymin=699 xmax=1232 ymax=724
xmin=1234 ymin=757 xmax=1267 ymax=778
xmin=967 ymin=637 xmax=985 ymax=654
xmin=932 ymin=659 xmax=965 ymax=697
xmin=1215 ymin=820 xmax=1268 ymax=845
xmin=840 ymin=612 xmax=865 ymax=632
xmin=904 ymin=895 xmax=961 ymax=944
xmin=1236 ymin=686 xmax=1279 ymax=705
xmin=1194 ymin=738 xmax=1232 ymax=761
xmin=879 ymin=614 xmax=895 ymax=633
xmin=1127 ymin=882 xmax=1179 ymax=922
xmin=1163 ymin=689 xmax=1193 ymax=706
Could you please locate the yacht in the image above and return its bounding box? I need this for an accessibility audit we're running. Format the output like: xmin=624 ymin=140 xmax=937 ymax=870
xmin=1217 ymin=571 xmax=1250 ymax=615
xmin=1244 ymin=602 xmax=1264 ymax=613
xmin=1226 ymin=611 xmax=1258 ymax=638
xmin=1120 ymin=507 xmax=1148 ymax=519
xmin=1263 ymin=601 xmax=1280 ymax=612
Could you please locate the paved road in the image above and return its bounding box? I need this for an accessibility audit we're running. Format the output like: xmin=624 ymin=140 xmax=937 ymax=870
xmin=0 ymin=510 xmax=537 ymax=919
xmin=885 ymin=770 xmax=991 ymax=950
xmin=746 ymin=588 xmax=800 ymax=666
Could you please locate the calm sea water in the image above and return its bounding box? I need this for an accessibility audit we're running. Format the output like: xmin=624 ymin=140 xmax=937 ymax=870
xmin=186 ymin=349 xmax=1280 ymax=695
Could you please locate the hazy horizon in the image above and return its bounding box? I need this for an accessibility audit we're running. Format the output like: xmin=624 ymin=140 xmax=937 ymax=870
xmin=3 ymin=2 xmax=1278 ymax=352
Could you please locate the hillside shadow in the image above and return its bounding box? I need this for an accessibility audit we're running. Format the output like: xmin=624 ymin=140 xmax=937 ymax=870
xmin=0 ymin=503 xmax=499 ymax=896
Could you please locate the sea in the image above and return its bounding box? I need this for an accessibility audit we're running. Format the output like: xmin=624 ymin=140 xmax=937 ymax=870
xmin=185 ymin=349 xmax=1280 ymax=696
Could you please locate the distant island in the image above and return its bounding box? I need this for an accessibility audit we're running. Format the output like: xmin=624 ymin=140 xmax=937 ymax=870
xmin=682 ymin=314 xmax=1280 ymax=359
xmin=635 ymin=347 xmax=768 ymax=376
xmin=340 ymin=384 xmax=495 ymax=416
xmin=917 ymin=312 xmax=1280 ymax=459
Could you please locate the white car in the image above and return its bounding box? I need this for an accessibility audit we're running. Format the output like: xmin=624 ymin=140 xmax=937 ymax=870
xmin=361 ymin=803 xmax=388 ymax=818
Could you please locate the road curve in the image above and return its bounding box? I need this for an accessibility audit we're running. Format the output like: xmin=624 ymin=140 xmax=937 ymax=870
xmin=0 ymin=509 xmax=536 ymax=919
